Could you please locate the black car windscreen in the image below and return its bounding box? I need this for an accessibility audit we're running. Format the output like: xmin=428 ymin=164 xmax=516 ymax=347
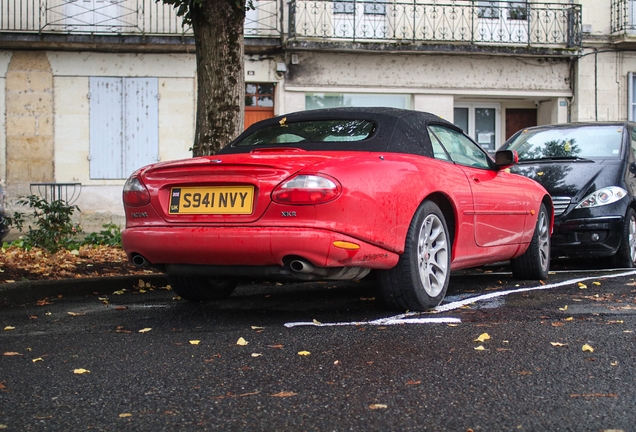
xmin=507 ymin=125 xmax=623 ymax=160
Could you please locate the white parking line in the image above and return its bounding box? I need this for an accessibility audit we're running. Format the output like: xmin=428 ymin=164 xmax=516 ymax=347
xmin=284 ymin=269 xmax=636 ymax=328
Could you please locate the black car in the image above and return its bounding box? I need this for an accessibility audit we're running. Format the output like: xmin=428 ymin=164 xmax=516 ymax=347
xmin=501 ymin=122 xmax=636 ymax=266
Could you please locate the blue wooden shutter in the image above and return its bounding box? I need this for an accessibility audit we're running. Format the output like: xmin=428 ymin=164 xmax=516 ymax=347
xmin=89 ymin=77 xmax=123 ymax=179
xmin=123 ymin=77 xmax=159 ymax=178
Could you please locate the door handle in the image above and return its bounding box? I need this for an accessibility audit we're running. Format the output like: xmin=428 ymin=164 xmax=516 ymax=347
xmin=473 ymin=177 xmax=481 ymax=184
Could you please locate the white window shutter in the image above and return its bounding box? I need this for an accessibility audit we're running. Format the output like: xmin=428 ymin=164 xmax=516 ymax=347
xmin=89 ymin=77 xmax=123 ymax=179
xmin=123 ymin=77 xmax=159 ymax=178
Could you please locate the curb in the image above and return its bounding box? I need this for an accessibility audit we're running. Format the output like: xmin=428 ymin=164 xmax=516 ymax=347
xmin=0 ymin=274 xmax=169 ymax=306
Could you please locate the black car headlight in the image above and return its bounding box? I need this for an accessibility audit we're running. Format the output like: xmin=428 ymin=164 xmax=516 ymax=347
xmin=575 ymin=186 xmax=627 ymax=209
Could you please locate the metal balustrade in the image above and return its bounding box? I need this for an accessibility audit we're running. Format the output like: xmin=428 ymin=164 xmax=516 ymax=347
xmin=611 ymin=0 xmax=636 ymax=33
xmin=0 ymin=0 xmax=281 ymax=37
xmin=290 ymin=0 xmax=582 ymax=47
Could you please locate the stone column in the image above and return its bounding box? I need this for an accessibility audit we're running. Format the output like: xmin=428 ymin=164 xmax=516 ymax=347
xmin=5 ymin=51 xmax=54 ymax=199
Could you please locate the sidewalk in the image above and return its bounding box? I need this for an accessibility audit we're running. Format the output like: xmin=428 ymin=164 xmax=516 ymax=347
xmin=0 ymin=274 xmax=169 ymax=305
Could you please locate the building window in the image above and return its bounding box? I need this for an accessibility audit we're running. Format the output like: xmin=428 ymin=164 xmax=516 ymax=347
xmin=629 ymin=72 xmax=636 ymax=121
xmin=245 ymin=83 xmax=275 ymax=129
xmin=89 ymin=77 xmax=158 ymax=179
xmin=305 ymin=93 xmax=410 ymax=110
xmin=453 ymin=103 xmax=501 ymax=153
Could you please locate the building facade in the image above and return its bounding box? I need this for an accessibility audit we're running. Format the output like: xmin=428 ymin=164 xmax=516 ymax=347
xmin=0 ymin=0 xmax=631 ymax=229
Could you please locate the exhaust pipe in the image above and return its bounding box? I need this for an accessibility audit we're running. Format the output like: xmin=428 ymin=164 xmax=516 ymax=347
xmin=290 ymin=259 xmax=315 ymax=274
xmin=132 ymin=254 xmax=149 ymax=267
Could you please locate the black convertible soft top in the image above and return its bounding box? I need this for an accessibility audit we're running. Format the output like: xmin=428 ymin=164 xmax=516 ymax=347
xmin=218 ymin=107 xmax=463 ymax=158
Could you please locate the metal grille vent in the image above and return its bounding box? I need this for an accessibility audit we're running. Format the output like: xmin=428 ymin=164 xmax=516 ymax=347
xmin=552 ymin=196 xmax=572 ymax=216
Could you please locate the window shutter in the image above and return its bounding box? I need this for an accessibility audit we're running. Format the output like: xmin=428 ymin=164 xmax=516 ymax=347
xmin=89 ymin=77 xmax=124 ymax=179
xmin=123 ymin=78 xmax=159 ymax=178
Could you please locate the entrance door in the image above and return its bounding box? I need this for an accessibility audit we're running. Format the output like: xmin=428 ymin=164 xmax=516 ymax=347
xmin=505 ymin=108 xmax=537 ymax=140
xmin=245 ymin=83 xmax=275 ymax=129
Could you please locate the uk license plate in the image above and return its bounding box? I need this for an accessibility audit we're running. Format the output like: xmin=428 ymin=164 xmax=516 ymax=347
xmin=168 ymin=186 xmax=254 ymax=214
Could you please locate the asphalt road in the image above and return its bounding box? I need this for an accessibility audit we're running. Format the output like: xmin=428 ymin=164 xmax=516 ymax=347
xmin=1 ymin=262 xmax=636 ymax=431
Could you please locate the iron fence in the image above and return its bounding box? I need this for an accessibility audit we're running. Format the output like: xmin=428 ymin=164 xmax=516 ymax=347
xmin=0 ymin=0 xmax=281 ymax=37
xmin=611 ymin=0 xmax=636 ymax=32
xmin=290 ymin=0 xmax=581 ymax=47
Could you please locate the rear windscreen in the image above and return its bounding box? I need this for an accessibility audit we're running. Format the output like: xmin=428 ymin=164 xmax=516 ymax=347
xmin=233 ymin=119 xmax=376 ymax=147
xmin=507 ymin=125 xmax=623 ymax=160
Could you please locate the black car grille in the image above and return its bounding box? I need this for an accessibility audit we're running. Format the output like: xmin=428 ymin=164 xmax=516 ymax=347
xmin=552 ymin=196 xmax=572 ymax=216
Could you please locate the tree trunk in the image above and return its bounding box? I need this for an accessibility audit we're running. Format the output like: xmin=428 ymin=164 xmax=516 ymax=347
xmin=191 ymin=1 xmax=245 ymax=156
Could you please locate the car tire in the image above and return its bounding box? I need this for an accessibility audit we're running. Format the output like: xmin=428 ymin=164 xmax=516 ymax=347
xmin=167 ymin=275 xmax=237 ymax=301
xmin=511 ymin=203 xmax=550 ymax=280
xmin=379 ymin=200 xmax=451 ymax=311
xmin=613 ymin=207 xmax=636 ymax=268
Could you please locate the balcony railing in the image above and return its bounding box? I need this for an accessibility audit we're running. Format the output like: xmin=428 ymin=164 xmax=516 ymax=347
xmin=0 ymin=0 xmax=281 ymax=37
xmin=290 ymin=0 xmax=582 ymax=48
xmin=611 ymin=0 xmax=636 ymax=33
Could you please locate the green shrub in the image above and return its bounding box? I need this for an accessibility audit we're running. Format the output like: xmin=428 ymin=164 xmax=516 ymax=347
xmin=81 ymin=223 xmax=122 ymax=247
xmin=2 ymin=195 xmax=82 ymax=253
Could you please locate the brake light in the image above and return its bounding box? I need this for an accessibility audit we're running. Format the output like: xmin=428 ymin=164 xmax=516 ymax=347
xmin=123 ymin=176 xmax=150 ymax=207
xmin=272 ymin=174 xmax=341 ymax=205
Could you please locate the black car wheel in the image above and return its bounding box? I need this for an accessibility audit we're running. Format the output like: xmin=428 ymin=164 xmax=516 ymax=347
xmin=167 ymin=275 xmax=237 ymax=301
xmin=613 ymin=207 xmax=636 ymax=268
xmin=511 ymin=203 xmax=550 ymax=280
xmin=380 ymin=200 xmax=451 ymax=311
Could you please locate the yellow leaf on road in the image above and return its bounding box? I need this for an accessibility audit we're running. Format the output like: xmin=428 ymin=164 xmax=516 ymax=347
xmin=32 ymin=358 xmax=43 ymax=363
xmin=3 ymin=326 xmax=15 ymax=331
xmin=271 ymin=391 xmax=297 ymax=397
xmin=592 ymin=281 xmax=601 ymax=286
xmin=112 ymin=290 xmax=125 ymax=295
xmin=313 ymin=319 xmax=321 ymax=325
xmin=369 ymin=404 xmax=388 ymax=410
xmin=582 ymin=344 xmax=594 ymax=353
xmin=298 ymin=351 xmax=311 ymax=356
xmin=474 ymin=333 xmax=491 ymax=343
xmin=550 ymin=342 xmax=567 ymax=347
xmin=138 ymin=328 xmax=152 ymax=333
xmin=119 ymin=413 xmax=132 ymax=418
xmin=578 ymin=283 xmax=587 ymax=289
xmin=474 ymin=346 xmax=486 ymax=351
xmin=189 ymin=340 xmax=201 ymax=345
xmin=67 ymin=312 xmax=85 ymax=316
xmin=236 ymin=337 xmax=248 ymax=346
xmin=73 ymin=368 xmax=90 ymax=374
xmin=559 ymin=305 xmax=568 ymax=311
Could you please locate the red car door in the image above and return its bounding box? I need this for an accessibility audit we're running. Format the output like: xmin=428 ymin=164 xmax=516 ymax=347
xmin=429 ymin=125 xmax=530 ymax=247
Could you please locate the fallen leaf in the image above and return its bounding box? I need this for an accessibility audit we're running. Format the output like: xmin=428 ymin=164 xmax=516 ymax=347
xmin=271 ymin=391 xmax=297 ymax=397
xmin=73 ymin=368 xmax=90 ymax=374
xmin=251 ymin=353 xmax=263 ymax=357
xmin=551 ymin=322 xmax=565 ymax=327
xmin=312 ymin=319 xmax=322 ymax=325
xmin=578 ymin=283 xmax=587 ymax=289
xmin=564 ymin=317 xmax=574 ymax=321
xmin=115 ymin=306 xmax=127 ymax=310
xmin=119 ymin=413 xmax=133 ymax=418
xmin=236 ymin=337 xmax=248 ymax=346
xmin=3 ymin=326 xmax=15 ymax=331
xmin=447 ymin=323 xmax=459 ymax=327
xmin=268 ymin=344 xmax=284 ymax=349
xmin=517 ymin=370 xmax=533 ymax=375
xmin=474 ymin=333 xmax=490 ymax=343
xmin=592 ymin=281 xmax=601 ymax=286
xmin=298 ymin=351 xmax=311 ymax=356
xmin=3 ymin=352 xmax=22 ymax=356
xmin=406 ymin=380 xmax=421 ymax=385
xmin=0 ymin=382 xmax=6 ymax=390
xmin=189 ymin=340 xmax=201 ymax=345
xmin=611 ymin=361 xmax=619 ymax=366
xmin=474 ymin=346 xmax=486 ymax=351
xmin=67 ymin=312 xmax=85 ymax=316
xmin=369 ymin=404 xmax=388 ymax=410
xmin=582 ymin=344 xmax=594 ymax=353
xmin=112 ymin=290 xmax=125 ymax=295
xmin=32 ymin=358 xmax=43 ymax=363
xmin=559 ymin=305 xmax=568 ymax=311
xmin=251 ymin=326 xmax=265 ymax=330
xmin=138 ymin=328 xmax=152 ymax=333
xmin=550 ymin=342 xmax=567 ymax=347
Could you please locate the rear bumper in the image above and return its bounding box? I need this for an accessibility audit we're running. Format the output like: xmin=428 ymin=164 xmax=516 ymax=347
xmin=122 ymin=226 xmax=399 ymax=269
xmin=551 ymin=215 xmax=624 ymax=258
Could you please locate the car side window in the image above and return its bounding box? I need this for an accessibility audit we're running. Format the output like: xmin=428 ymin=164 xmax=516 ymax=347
xmin=428 ymin=125 xmax=491 ymax=169
xmin=429 ymin=132 xmax=451 ymax=161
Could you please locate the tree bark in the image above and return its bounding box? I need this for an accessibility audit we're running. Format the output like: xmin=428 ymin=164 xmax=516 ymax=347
xmin=191 ymin=1 xmax=245 ymax=156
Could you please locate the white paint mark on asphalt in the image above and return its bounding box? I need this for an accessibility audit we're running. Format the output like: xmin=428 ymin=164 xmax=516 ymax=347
xmin=284 ymin=269 xmax=636 ymax=328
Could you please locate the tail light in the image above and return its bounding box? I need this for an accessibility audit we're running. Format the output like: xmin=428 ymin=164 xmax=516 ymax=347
xmin=272 ymin=174 xmax=341 ymax=205
xmin=123 ymin=176 xmax=150 ymax=207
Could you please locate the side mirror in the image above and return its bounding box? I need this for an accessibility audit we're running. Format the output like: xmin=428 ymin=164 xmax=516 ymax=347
xmin=495 ymin=149 xmax=519 ymax=169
